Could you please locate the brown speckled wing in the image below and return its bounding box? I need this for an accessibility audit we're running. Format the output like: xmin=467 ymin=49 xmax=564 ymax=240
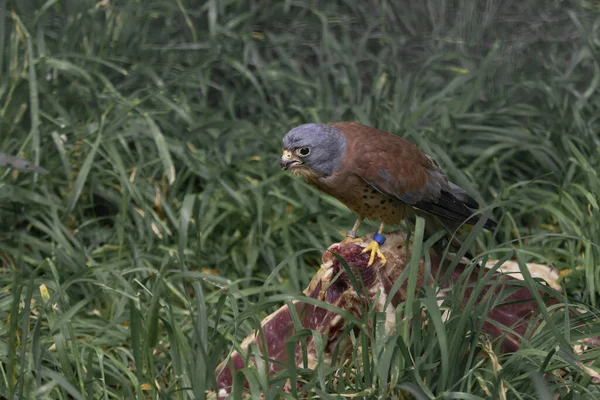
xmin=331 ymin=122 xmax=494 ymax=228
xmin=331 ymin=122 xmax=446 ymax=203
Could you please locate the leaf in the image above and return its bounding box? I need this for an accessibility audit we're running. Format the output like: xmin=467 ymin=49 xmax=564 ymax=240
xmin=66 ymin=133 xmax=101 ymax=214
xmin=0 ymin=152 xmax=48 ymax=173
xmin=144 ymin=115 xmax=176 ymax=185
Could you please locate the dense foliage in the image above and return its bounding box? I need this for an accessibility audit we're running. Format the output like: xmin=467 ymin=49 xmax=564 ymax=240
xmin=1 ymin=1 xmax=599 ymax=398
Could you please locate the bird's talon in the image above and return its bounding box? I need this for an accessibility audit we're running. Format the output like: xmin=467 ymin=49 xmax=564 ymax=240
xmin=362 ymin=239 xmax=387 ymax=266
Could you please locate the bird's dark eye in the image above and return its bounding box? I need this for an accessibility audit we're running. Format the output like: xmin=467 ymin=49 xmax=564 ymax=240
xmin=297 ymin=147 xmax=310 ymax=157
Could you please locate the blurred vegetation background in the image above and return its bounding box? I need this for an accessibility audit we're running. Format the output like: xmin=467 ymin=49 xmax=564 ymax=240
xmin=1 ymin=0 xmax=599 ymax=398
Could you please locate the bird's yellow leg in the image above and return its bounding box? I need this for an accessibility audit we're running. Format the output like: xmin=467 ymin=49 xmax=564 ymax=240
xmin=362 ymin=222 xmax=387 ymax=266
xmin=343 ymin=216 xmax=364 ymax=243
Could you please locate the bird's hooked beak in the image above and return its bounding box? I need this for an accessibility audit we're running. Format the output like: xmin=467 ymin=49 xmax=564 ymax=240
xmin=280 ymin=150 xmax=302 ymax=170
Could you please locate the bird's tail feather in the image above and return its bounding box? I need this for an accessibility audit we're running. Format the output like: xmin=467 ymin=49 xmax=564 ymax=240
xmin=414 ymin=191 xmax=497 ymax=231
xmin=448 ymin=181 xmax=479 ymax=209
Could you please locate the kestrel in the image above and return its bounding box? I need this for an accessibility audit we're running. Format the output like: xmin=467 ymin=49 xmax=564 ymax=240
xmin=280 ymin=122 xmax=496 ymax=265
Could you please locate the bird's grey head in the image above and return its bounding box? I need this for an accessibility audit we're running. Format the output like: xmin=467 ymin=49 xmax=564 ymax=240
xmin=280 ymin=123 xmax=346 ymax=178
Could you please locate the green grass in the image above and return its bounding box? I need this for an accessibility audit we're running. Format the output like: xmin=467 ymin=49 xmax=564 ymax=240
xmin=1 ymin=0 xmax=600 ymax=398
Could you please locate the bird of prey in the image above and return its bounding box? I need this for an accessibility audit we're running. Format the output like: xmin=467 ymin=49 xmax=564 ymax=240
xmin=280 ymin=122 xmax=496 ymax=265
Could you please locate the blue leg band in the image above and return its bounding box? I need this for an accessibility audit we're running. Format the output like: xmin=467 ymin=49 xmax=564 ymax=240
xmin=373 ymin=232 xmax=386 ymax=245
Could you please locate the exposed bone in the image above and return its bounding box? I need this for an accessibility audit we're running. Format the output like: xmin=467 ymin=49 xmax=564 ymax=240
xmin=214 ymin=231 xmax=598 ymax=397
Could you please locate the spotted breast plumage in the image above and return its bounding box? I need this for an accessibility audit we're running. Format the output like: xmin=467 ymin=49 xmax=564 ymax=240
xmin=280 ymin=122 xmax=496 ymax=265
